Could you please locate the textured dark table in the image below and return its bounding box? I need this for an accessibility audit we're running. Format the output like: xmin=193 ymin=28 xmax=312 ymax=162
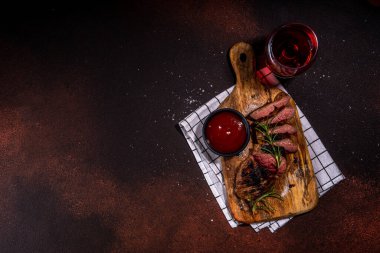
xmin=0 ymin=1 xmax=379 ymax=252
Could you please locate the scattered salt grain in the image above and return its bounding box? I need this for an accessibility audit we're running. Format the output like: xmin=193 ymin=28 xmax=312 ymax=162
xmin=185 ymin=97 xmax=198 ymax=105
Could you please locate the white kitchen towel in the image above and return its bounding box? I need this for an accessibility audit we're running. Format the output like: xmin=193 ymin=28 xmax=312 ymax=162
xmin=178 ymin=67 xmax=345 ymax=232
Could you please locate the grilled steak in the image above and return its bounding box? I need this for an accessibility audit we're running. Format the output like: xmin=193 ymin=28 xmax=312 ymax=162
xmin=235 ymin=160 xmax=274 ymax=201
xmin=249 ymin=94 xmax=290 ymax=120
xmin=274 ymin=138 xmax=298 ymax=153
xmin=235 ymin=92 xmax=298 ymax=211
xmin=252 ymin=152 xmax=287 ymax=174
xmin=269 ymin=124 xmax=297 ymax=135
xmin=270 ymin=106 xmax=295 ymax=124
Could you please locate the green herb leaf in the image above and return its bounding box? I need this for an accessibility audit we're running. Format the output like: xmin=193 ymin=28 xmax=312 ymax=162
xmin=251 ymin=187 xmax=284 ymax=214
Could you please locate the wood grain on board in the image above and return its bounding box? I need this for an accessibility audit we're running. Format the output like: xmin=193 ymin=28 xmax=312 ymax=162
xmin=218 ymin=42 xmax=318 ymax=223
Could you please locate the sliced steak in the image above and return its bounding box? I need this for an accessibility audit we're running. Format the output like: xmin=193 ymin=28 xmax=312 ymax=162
xmin=274 ymin=138 xmax=298 ymax=153
xmin=273 ymin=92 xmax=291 ymax=107
xmin=269 ymin=124 xmax=297 ymax=135
xmin=249 ymin=94 xmax=290 ymax=120
xmin=252 ymin=152 xmax=287 ymax=174
xmin=270 ymin=106 xmax=295 ymax=124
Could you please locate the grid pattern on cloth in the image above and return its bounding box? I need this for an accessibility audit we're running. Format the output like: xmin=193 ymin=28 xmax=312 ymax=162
xmin=178 ymin=68 xmax=345 ymax=232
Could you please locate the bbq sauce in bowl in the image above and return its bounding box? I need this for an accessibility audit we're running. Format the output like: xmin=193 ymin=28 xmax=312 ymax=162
xmin=203 ymin=109 xmax=250 ymax=156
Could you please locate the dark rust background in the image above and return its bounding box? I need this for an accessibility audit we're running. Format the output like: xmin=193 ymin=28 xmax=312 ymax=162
xmin=0 ymin=0 xmax=378 ymax=252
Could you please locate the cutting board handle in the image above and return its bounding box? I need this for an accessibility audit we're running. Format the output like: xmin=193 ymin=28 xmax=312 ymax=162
xmin=229 ymin=42 xmax=260 ymax=91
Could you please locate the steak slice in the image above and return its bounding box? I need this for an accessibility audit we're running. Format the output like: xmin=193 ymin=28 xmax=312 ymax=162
xmin=274 ymin=138 xmax=298 ymax=153
xmin=269 ymin=124 xmax=297 ymax=135
xmin=249 ymin=94 xmax=290 ymax=120
xmin=252 ymin=152 xmax=287 ymax=174
xmin=270 ymin=106 xmax=295 ymax=124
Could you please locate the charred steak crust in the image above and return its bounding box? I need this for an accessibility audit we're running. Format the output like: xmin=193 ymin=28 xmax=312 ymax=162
xmin=234 ymin=157 xmax=275 ymax=202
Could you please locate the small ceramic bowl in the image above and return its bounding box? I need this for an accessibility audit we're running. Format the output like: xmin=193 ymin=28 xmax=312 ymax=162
xmin=202 ymin=108 xmax=250 ymax=157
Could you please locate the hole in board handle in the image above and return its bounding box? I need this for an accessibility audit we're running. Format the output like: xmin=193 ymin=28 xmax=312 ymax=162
xmin=240 ymin=53 xmax=247 ymax=62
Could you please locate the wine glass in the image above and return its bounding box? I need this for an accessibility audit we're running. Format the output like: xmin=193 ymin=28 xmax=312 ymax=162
xmin=265 ymin=23 xmax=319 ymax=78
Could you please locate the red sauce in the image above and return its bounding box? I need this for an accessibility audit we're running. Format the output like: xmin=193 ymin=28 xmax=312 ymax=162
xmin=205 ymin=111 xmax=247 ymax=154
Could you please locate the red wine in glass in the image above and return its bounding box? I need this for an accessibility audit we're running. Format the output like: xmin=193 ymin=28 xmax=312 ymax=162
xmin=265 ymin=23 xmax=318 ymax=78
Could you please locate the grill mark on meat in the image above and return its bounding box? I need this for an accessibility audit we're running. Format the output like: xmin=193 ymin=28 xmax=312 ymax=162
xmin=235 ymin=157 xmax=274 ymax=202
xmin=249 ymin=94 xmax=290 ymax=120
xmin=269 ymin=124 xmax=297 ymax=135
xmin=270 ymin=106 xmax=295 ymax=124
xmin=274 ymin=138 xmax=298 ymax=153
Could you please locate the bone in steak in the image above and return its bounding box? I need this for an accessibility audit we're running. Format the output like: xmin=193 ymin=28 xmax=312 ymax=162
xmin=269 ymin=124 xmax=297 ymax=135
xmin=274 ymin=138 xmax=298 ymax=153
xmin=249 ymin=94 xmax=290 ymax=120
xmin=270 ymin=106 xmax=295 ymax=124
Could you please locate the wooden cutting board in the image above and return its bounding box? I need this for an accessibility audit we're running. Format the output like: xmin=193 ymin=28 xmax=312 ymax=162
xmin=218 ymin=42 xmax=318 ymax=223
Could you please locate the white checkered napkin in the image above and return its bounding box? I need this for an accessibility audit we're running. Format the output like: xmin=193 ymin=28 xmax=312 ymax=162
xmin=178 ymin=69 xmax=345 ymax=232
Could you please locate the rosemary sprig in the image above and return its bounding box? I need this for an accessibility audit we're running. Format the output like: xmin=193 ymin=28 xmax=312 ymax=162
xmin=254 ymin=122 xmax=282 ymax=169
xmin=251 ymin=187 xmax=283 ymax=214
xmin=251 ymin=122 xmax=285 ymax=214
